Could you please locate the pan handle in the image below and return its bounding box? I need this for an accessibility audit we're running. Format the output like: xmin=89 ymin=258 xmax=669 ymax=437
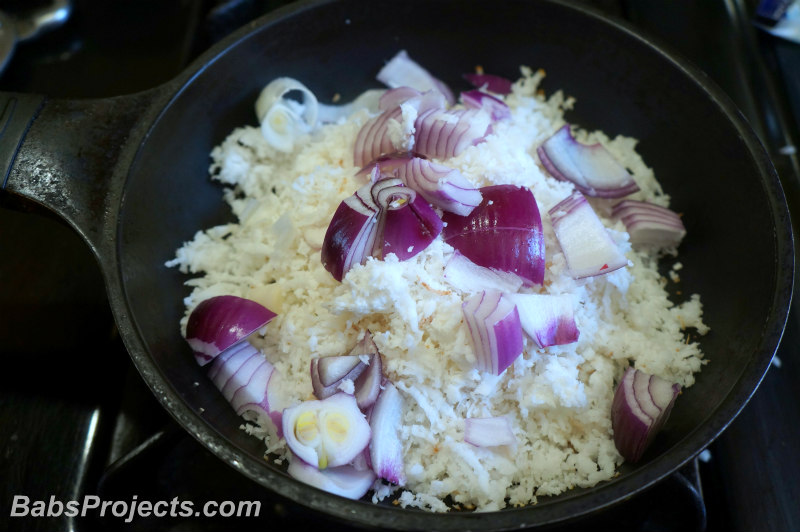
xmin=0 ymin=89 xmax=160 ymax=260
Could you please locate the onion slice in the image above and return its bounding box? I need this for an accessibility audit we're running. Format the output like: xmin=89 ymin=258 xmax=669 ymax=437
xmin=611 ymin=367 xmax=680 ymax=463
xmin=537 ymin=125 xmax=640 ymax=198
xmin=461 ymin=90 xmax=511 ymax=122
xmin=208 ymin=341 xmax=283 ymax=436
xmin=443 ymin=251 xmax=524 ymax=294
xmin=506 ymin=293 xmax=579 ymax=348
xmin=311 ymin=332 xmax=383 ymax=410
xmin=283 ymin=393 xmax=371 ymax=470
xmin=377 ymin=50 xmax=454 ymax=105
xmin=255 ymin=78 xmax=319 ymax=152
xmin=612 ymin=199 xmax=686 ymax=249
xmin=185 ymin=295 xmax=277 ymax=366
xmin=287 ymin=453 xmax=376 ymax=499
xmin=321 ymin=178 xmax=442 ymax=281
xmin=369 ymin=382 xmax=406 ymax=485
xmin=464 ymin=417 xmax=516 ymax=447
xmin=549 ymin=191 xmax=629 ymax=279
xmin=442 ymin=185 xmax=545 ymax=286
xmin=413 ymin=107 xmax=492 ymax=160
xmin=462 ymin=290 xmax=524 ymax=375
xmin=463 ymin=72 xmax=513 ymax=95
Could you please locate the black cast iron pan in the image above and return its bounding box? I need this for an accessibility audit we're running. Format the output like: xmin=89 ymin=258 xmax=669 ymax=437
xmin=0 ymin=0 xmax=794 ymax=529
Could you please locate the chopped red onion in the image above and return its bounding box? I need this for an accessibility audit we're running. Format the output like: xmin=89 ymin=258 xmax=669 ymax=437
xmin=287 ymin=453 xmax=376 ymax=499
xmin=378 ymin=87 xmax=422 ymax=111
xmin=311 ymin=355 xmax=366 ymax=400
xmin=443 ymin=251 xmax=524 ymax=294
xmin=463 ymin=72 xmax=514 ymax=95
xmin=369 ymin=382 xmax=406 ymax=485
xmin=413 ymin=107 xmax=492 ymax=160
xmin=549 ymin=191 xmax=629 ymax=279
xmin=462 ymin=290 xmax=524 ymax=375
xmin=374 ymin=155 xmax=482 ymax=216
xmin=377 ymin=50 xmax=455 ymax=105
xmin=612 ymin=199 xmax=686 ymax=248
xmin=322 ymin=178 xmax=442 ymax=281
xmin=461 ymin=89 xmax=511 ymax=122
xmin=185 ymin=295 xmax=277 ymax=366
xmin=353 ymin=345 xmax=382 ymax=411
xmin=464 ymin=416 xmax=516 ymax=447
xmin=611 ymin=367 xmax=680 ymax=463
xmin=442 ymin=185 xmax=545 ymax=286
xmin=283 ymin=393 xmax=371 ymax=470
xmin=538 ymin=125 xmax=640 ymax=198
xmin=208 ymin=341 xmax=283 ymax=436
xmin=506 ymin=293 xmax=579 ymax=348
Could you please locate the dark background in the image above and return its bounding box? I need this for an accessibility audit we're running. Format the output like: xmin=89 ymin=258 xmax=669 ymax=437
xmin=0 ymin=1 xmax=798 ymax=531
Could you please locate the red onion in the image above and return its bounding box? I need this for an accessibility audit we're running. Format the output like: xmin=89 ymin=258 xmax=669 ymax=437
xmin=443 ymin=251 xmax=524 ymax=294
xmin=208 ymin=341 xmax=283 ymax=435
xmin=461 ymin=89 xmax=511 ymax=122
xmin=464 ymin=416 xmax=516 ymax=447
xmin=413 ymin=107 xmax=492 ymax=160
xmin=311 ymin=332 xmax=383 ymax=411
xmin=462 ymin=290 xmax=524 ymax=375
xmin=507 ymin=293 xmax=579 ymax=348
xmin=369 ymin=382 xmax=406 ymax=485
xmin=537 ymin=125 xmax=640 ymax=198
xmin=366 ymin=154 xmax=482 ymax=216
xmin=376 ymin=49 xmax=455 ymax=105
xmin=321 ymin=178 xmax=442 ymax=281
xmin=548 ymin=191 xmax=629 ymax=279
xmin=463 ymin=72 xmax=513 ymax=95
xmin=611 ymin=367 xmax=680 ymax=463
xmin=442 ymin=185 xmax=545 ymax=286
xmin=612 ymin=199 xmax=686 ymax=248
xmin=185 ymin=295 xmax=277 ymax=366
xmin=378 ymin=86 xmax=422 ymax=111
xmin=287 ymin=454 xmax=376 ymax=499
xmin=283 ymin=393 xmax=371 ymax=470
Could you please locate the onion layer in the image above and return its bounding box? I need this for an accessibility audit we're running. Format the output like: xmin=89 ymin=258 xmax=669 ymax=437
xmin=611 ymin=367 xmax=680 ymax=463
xmin=282 ymin=393 xmax=371 ymax=470
xmin=612 ymin=199 xmax=686 ymax=249
xmin=376 ymin=50 xmax=455 ymax=105
xmin=461 ymin=89 xmax=511 ymax=122
xmin=463 ymin=72 xmax=514 ymax=95
xmin=442 ymin=185 xmax=545 ymax=286
xmin=443 ymin=251 xmax=524 ymax=294
xmin=506 ymin=293 xmax=579 ymax=348
xmin=462 ymin=290 xmax=524 ymax=375
xmin=321 ymin=178 xmax=442 ymax=281
xmin=186 ymin=295 xmax=277 ymax=366
xmin=549 ymin=191 xmax=629 ymax=279
xmin=369 ymin=382 xmax=406 ymax=485
xmin=464 ymin=417 xmax=516 ymax=447
xmin=287 ymin=454 xmax=376 ymax=499
xmin=538 ymin=125 xmax=640 ymax=198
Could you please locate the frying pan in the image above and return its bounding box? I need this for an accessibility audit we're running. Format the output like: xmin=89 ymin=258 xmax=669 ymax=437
xmin=0 ymin=0 xmax=794 ymax=529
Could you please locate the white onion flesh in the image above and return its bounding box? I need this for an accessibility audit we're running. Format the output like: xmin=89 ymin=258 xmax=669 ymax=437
xmin=464 ymin=417 xmax=517 ymax=447
xmin=549 ymin=191 xmax=629 ymax=279
xmin=287 ymin=454 xmax=376 ymax=499
xmin=443 ymin=251 xmax=524 ymax=294
xmin=369 ymin=382 xmax=406 ymax=485
xmin=506 ymin=293 xmax=579 ymax=348
xmin=376 ymin=49 xmax=454 ymax=105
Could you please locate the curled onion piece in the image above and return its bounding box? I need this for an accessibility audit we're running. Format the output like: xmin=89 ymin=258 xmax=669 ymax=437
xmin=442 ymin=185 xmax=545 ymax=286
xmin=611 ymin=367 xmax=680 ymax=463
xmin=506 ymin=293 xmax=579 ymax=348
xmin=537 ymin=125 xmax=640 ymax=198
xmin=186 ymin=295 xmax=277 ymax=366
xmin=208 ymin=341 xmax=283 ymax=435
xmin=255 ymin=78 xmax=319 ymax=152
xmin=443 ymin=251 xmax=524 ymax=294
xmin=311 ymin=332 xmax=383 ymax=410
xmin=461 ymin=90 xmax=511 ymax=122
xmin=464 ymin=416 xmax=516 ymax=447
xmin=365 ymin=154 xmax=482 ymax=216
xmin=369 ymin=382 xmax=406 ymax=485
xmin=376 ymin=49 xmax=454 ymax=105
xmin=283 ymin=393 xmax=371 ymax=470
xmin=321 ymin=178 xmax=442 ymax=281
xmin=549 ymin=191 xmax=629 ymax=279
xmin=612 ymin=199 xmax=686 ymax=249
xmin=462 ymin=290 xmax=524 ymax=375
xmin=316 ymin=89 xmax=385 ymax=124
xmin=463 ymin=72 xmax=513 ymax=95
xmin=413 ymin=107 xmax=492 ymax=160
xmin=287 ymin=453 xmax=376 ymax=499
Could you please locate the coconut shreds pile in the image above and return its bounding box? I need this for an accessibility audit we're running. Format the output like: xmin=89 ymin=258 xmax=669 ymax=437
xmin=166 ymin=66 xmax=709 ymax=512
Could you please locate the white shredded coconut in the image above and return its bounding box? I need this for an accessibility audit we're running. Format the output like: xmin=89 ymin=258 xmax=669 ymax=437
xmin=167 ymin=66 xmax=708 ymax=511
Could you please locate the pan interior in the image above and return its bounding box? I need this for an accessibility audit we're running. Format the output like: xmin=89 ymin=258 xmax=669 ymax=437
xmin=116 ymin=0 xmax=790 ymax=528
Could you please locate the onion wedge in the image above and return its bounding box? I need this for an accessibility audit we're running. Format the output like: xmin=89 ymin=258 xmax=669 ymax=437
xmin=506 ymin=293 xmax=579 ymax=348
xmin=369 ymin=382 xmax=406 ymax=485
xmin=462 ymin=290 xmax=524 ymax=375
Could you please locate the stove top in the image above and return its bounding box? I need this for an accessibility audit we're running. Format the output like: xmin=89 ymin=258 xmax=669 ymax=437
xmin=0 ymin=1 xmax=797 ymax=531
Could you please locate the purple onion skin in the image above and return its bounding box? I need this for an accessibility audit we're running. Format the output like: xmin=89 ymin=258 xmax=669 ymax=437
xmin=493 ymin=305 xmax=524 ymax=375
xmin=321 ymin=201 xmax=371 ymax=282
xmin=463 ymin=73 xmax=514 ymax=95
xmin=442 ymin=185 xmax=545 ymax=286
xmin=381 ymin=195 xmax=443 ymax=261
xmin=536 ymin=316 xmax=580 ymax=348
